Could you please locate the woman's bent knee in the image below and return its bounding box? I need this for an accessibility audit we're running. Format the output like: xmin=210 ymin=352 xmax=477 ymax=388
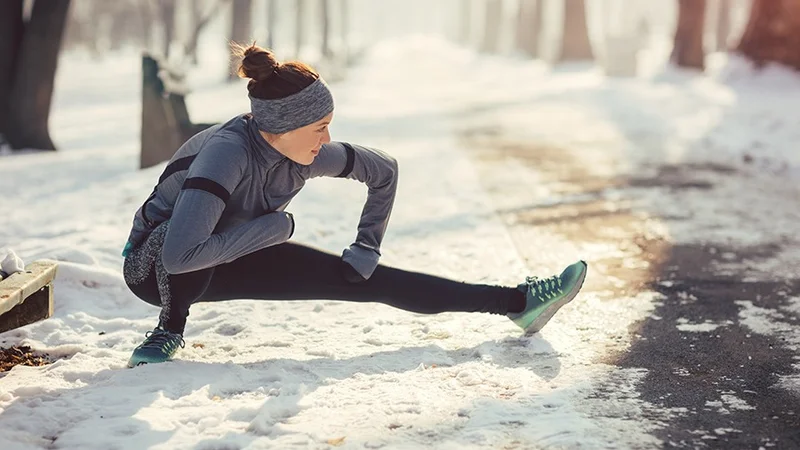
xmin=126 ymin=282 xmax=161 ymax=307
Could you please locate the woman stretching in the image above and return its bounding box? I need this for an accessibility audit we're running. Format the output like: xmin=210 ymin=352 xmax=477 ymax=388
xmin=122 ymin=43 xmax=588 ymax=367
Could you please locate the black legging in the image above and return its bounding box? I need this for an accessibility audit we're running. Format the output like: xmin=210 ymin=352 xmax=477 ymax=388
xmin=126 ymin=241 xmax=525 ymax=334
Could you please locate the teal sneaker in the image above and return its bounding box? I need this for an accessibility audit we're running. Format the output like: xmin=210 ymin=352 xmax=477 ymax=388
xmin=508 ymin=261 xmax=588 ymax=334
xmin=127 ymin=327 xmax=185 ymax=368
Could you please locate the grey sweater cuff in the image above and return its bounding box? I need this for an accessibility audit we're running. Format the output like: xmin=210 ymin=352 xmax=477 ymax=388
xmin=341 ymin=244 xmax=380 ymax=280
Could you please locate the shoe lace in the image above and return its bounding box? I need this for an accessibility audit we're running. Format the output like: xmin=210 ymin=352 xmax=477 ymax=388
xmin=525 ymin=275 xmax=563 ymax=302
xmin=141 ymin=328 xmax=185 ymax=353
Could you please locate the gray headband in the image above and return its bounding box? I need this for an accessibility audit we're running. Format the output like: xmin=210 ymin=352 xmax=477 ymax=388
xmin=249 ymin=78 xmax=334 ymax=134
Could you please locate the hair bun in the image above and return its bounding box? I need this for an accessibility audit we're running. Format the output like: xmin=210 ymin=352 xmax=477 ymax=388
xmin=235 ymin=42 xmax=279 ymax=82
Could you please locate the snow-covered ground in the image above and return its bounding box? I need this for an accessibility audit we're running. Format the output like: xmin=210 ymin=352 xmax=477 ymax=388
xmin=1 ymin=35 xmax=799 ymax=449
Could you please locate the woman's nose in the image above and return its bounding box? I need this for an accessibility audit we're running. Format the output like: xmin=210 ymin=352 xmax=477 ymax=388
xmin=321 ymin=129 xmax=331 ymax=144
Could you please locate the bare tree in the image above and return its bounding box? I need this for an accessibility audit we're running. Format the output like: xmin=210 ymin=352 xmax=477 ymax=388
xmin=185 ymin=0 xmax=229 ymax=65
xmin=0 ymin=0 xmax=71 ymax=151
xmin=515 ymin=0 xmax=543 ymax=57
xmin=737 ymin=0 xmax=800 ymax=70
xmin=137 ymin=1 xmax=156 ymax=51
xmin=228 ymin=0 xmax=252 ymax=79
xmin=480 ymin=0 xmax=504 ymax=53
xmin=715 ymin=0 xmax=732 ymax=51
xmin=64 ymin=0 xmax=141 ymax=55
xmin=459 ymin=0 xmax=473 ymax=45
xmin=266 ymin=0 xmax=277 ymax=49
xmin=157 ymin=0 xmax=177 ymax=58
xmin=671 ymin=0 xmax=706 ymax=70
xmin=0 ymin=0 xmax=25 ymax=139
xmin=321 ymin=0 xmax=332 ymax=58
xmin=296 ymin=0 xmax=307 ymax=58
xmin=340 ymin=0 xmax=350 ymax=61
xmin=559 ymin=0 xmax=593 ymax=61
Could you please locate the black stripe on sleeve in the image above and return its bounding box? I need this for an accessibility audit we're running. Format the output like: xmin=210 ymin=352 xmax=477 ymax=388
xmin=182 ymin=177 xmax=231 ymax=203
xmin=336 ymin=143 xmax=356 ymax=178
xmin=159 ymin=154 xmax=197 ymax=184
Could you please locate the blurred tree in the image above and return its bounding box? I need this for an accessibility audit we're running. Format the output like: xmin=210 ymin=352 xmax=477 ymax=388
xmin=64 ymin=1 xmax=129 ymax=56
xmin=321 ymin=0 xmax=332 ymax=59
xmin=515 ymin=0 xmax=542 ymax=58
xmin=0 ymin=0 xmax=71 ymax=151
xmin=229 ymin=0 xmax=252 ymax=79
xmin=0 ymin=1 xmax=25 ymax=133
xmin=559 ymin=0 xmax=593 ymax=61
xmin=459 ymin=0 xmax=473 ymax=45
xmin=137 ymin=1 xmax=157 ymax=51
xmin=185 ymin=0 xmax=230 ymax=65
xmin=62 ymin=0 xmax=224 ymax=64
xmin=737 ymin=0 xmax=800 ymax=70
xmin=266 ymin=0 xmax=277 ymax=50
xmin=340 ymin=0 xmax=350 ymax=61
xmin=157 ymin=0 xmax=177 ymax=59
xmin=296 ymin=0 xmax=307 ymax=58
xmin=480 ymin=0 xmax=504 ymax=53
xmin=715 ymin=0 xmax=732 ymax=51
xmin=671 ymin=0 xmax=706 ymax=70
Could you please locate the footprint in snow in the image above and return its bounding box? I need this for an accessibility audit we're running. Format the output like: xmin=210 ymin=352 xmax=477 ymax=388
xmin=215 ymin=324 xmax=244 ymax=336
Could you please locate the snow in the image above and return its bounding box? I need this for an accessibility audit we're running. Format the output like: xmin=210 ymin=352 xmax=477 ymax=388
xmin=1 ymin=32 xmax=800 ymax=449
xmin=675 ymin=319 xmax=731 ymax=333
xmin=736 ymin=300 xmax=799 ymax=349
xmin=705 ymin=393 xmax=757 ymax=415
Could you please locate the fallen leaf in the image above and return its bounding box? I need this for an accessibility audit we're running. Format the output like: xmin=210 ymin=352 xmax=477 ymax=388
xmin=327 ymin=436 xmax=346 ymax=446
xmin=192 ymin=343 xmax=205 ymax=349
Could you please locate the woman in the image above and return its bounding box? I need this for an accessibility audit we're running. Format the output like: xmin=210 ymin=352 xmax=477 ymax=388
xmin=122 ymin=43 xmax=587 ymax=368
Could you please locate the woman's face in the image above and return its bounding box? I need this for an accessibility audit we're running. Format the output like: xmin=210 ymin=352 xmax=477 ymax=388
xmin=265 ymin=113 xmax=333 ymax=165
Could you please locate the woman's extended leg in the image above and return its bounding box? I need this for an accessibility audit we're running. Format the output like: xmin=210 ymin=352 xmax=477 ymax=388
xmin=124 ymin=235 xmax=586 ymax=367
xmin=202 ymin=241 xmax=526 ymax=316
xmin=125 ymin=233 xmax=524 ymax=337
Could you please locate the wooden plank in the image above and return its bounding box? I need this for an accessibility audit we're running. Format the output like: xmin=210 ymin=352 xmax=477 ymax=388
xmin=0 ymin=285 xmax=53 ymax=334
xmin=0 ymin=261 xmax=58 ymax=317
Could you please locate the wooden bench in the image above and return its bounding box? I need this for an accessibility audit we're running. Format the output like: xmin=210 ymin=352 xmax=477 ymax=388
xmin=0 ymin=261 xmax=58 ymax=334
xmin=140 ymin=54 xmax=216 ymax=169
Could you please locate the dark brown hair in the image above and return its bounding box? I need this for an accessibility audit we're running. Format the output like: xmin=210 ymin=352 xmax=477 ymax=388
xmin=232 ymin=41 xmax=319 ymax=100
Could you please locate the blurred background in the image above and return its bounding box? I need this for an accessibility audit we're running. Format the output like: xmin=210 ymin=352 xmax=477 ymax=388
xmin=0 ymin=0 xmax=794 ymax=162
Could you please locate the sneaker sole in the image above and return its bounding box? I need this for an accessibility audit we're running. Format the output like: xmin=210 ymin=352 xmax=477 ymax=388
xmin=524 ymin=262 xmax=588 ymax=334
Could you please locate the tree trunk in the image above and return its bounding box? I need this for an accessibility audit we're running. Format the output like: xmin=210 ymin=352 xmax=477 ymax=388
xmin=266 ymin=0 xmax=276 ymax=49
xmin=459 ymin=0 xmax=472 ymax=45
xmin=480 ymin=0 xmax=504 ymax=53
xmin=295 ymin=0 xmax=306 ymax=58
xmin=4 ymin=0 xmax=71 ymax=151
xmin=0 ymin=0 xmax=25 ymax=140
xmin=321 ymin=0 xmax=332 ymax=58
xmin=137 ymin=1 xmax=156 ymax=52
xmin=188 ymin=0 xmax=203 ymax=64
xmin=736 ymin=0 xmax=800 ymax=70
xmin=159 ymin=0 xmax=177 ymax=59
xmin=186 ymin=0 xmax=228 ymax=66
xmin=228 ymin=0 xmax=252 ymax=79
xmin=559 ymin=0 xmax=593 ymax=61
xmin=515 ymin=0 xmax=542 ymax=57
xmin=671 ymin=0 xmax=706 ymax=70
xmin=715 ymin=0 xmax=732 ymax=51
xmin=340 ymin=0 xmax=349 ymax=61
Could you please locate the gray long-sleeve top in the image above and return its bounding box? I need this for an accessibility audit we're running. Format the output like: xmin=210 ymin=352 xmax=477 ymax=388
xmin=125 ymin=113 xmax=398 ymax=279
